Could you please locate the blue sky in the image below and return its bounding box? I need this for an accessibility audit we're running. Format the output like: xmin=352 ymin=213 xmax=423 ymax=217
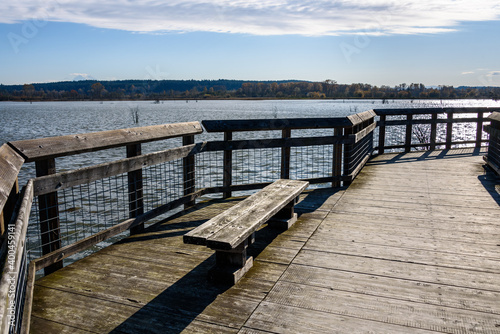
xmin=1 ymin=0 xmax=500 ymax=87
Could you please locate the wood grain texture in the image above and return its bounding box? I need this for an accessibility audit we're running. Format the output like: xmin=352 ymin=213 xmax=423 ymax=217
xmin=0 ymin=144 xmax=24 ymax=213
xmin=184 ymin=179 xmax=308 ymax=250
xmin=9 ymin=121 xmax=202 ymax=162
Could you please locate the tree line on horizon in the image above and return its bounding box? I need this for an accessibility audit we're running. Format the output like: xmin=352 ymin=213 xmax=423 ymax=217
xmin=1 ymin=79 xmax=499 ymax=101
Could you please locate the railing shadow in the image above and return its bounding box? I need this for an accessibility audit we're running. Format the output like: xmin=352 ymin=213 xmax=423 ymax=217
xmin=107 ymin=186 xmax=337 ymax=333
xmin=478 ymin=168 xmax=500 ymax=207
xmin=368 ymin=148 xmax=485 ymax=166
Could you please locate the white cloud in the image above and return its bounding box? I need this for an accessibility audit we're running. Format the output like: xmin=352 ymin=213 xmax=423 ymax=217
xmin=461 ymin=71 xmax=474 ymax=75
xmin=1 ymin=0 xmax=500 ymax=36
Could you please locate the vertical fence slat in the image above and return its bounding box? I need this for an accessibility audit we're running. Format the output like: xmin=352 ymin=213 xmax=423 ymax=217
xmin=476 ymin=112 xmax=484 ymax=148
xmin=127 ymin=144 xmax=144 ymax=235
xmin=281 ymin=128 xmax=291 ymax=179
xmin=223 ymin=131 xmax=233 ymax=199
xmin=446 ymin=112 xmax=453 ymax=149
xmin=343 ymin=126 xmax=354 ymax=187
xmin=35 ymin=158 xmax=62 ymax=275
xmin=405 ymin=114 xmax=413 ymax=153
xmin=430 ymin=113 xmax=438 ymax=150
xmin=183 ymin=135 xmax=196 ymax=208
xmin=378 ymin=115 xmax=386 ymax=155
xmin=332 ymin=128 xmax=343 ymax=187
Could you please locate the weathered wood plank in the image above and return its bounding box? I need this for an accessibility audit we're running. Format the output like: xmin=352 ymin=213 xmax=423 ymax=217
xmin=9 ymin=121 xmax=203 ymax=162
xmin=0 ymin=180 xmax=33 ymax=334
xmin=374 ymin=107 xmax=498 ymax=116
xmin=33 ymin=142 xmax=206 ymax=196
xmin=184 ymin=179 xmax=308 ymax=250
xmin=244 ymin=302 xmax=434 ymax=334
xmin=202 ymin=118 xmax=351 ymax=132
xmin=265 ymin=281 xmax=500 ymax=333
xmin=281 ymin=264 xmax=500 ymax=314
xmin=0 ymin=144 xmax=24 ymax=214
xmin=294 ymin=249 xmax=500 ymax=292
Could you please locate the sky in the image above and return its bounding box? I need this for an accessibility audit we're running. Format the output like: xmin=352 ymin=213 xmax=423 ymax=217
xmin=1 ymin=0 xmax=500 ymax=87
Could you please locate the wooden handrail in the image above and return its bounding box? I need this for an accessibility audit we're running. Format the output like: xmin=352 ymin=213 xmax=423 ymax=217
xmin=0 ymin=180 xmax=33 ymax=334
xmin=374 ymin=107 xmax=498 ymax=116
xmin=9 ymin=121 xmax=203 ymax=163
xmin=0 ymin=144 xmax=24 ymax=237
xmin=202 ymin=117 xmax=352 ymax=132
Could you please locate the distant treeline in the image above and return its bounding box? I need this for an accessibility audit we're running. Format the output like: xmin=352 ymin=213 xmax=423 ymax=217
xmin=1 ymin=79 xmax=499 ymax=101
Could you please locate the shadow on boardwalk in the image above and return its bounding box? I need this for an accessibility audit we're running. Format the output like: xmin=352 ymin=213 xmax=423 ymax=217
xmin=108 ymin=188 xmax=338 ymax=333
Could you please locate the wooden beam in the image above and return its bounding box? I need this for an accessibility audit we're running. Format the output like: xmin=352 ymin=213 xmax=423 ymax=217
xmin=183 ymin=135 xmax=196 ymax=209
xmin=281 ymin=129 xmax=291 ymax=179
xmin=9 ymin=122 xmax=203 ymax=162
xmin=33 ymin=143 xmax=206 ymax=196
xmin=446 ymin=112 xmax=453 ymax=150
xmin=405 ymin=114 xmax=413 ymax=153
xmin=127 ymin=144 xmax=144 ymax=235
xmin=374 ymin=107 xmax=498 ymax=116
xmin=0 ymin=144 xmax=24 ymax=227
xmin=332 ymin=128 xmax=343 ymax=187
xmin=0 ymin=181 xmax=33 ymax=334
xmin=202 ymin=118 xmax=351 ymax=132
xmin=35 ymin=159 xmax=62 ymax=275
xmin=223 ymin=132 xmax=233 ymax=199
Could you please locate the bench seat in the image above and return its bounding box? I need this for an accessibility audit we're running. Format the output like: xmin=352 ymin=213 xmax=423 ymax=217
xmin=183 ymin=179 xmax=309 ymax=284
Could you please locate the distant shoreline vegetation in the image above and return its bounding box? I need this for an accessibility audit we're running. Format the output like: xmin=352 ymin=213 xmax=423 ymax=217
xmin=1 ymin=79 xmax=499 ymax=101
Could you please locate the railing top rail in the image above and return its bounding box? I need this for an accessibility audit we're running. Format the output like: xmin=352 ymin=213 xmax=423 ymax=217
xmin=347 ymin=110 xmax=377 ymax=126
xmin=8 ymin=121 xmax=203 ymax=163
xmin=0 ymin=144 xmax=24 ymax=213
xmin=487 ymin=111 xmax=500 ymax=124
xmin=374 ymin=107 xmax=499 ymax=116
xmin=202 ymin=112 xmax=376 ymax=133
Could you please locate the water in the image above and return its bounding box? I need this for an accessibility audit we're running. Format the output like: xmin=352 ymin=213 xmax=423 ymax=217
xmin=1 ymin=98 xmax=500 ymax=184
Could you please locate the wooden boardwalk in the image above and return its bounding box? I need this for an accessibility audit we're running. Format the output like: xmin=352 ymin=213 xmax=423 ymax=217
xmin=30 ymin=148 xmax=500 ymax=333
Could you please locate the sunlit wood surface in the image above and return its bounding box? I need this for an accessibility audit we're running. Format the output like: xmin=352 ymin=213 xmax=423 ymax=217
xmin=30 ymin=148 xmax=500 ymax=333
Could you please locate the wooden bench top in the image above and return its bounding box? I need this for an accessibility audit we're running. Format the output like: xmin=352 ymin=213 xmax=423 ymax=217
xmin=183 ymin=179 xmax=309 ymax=250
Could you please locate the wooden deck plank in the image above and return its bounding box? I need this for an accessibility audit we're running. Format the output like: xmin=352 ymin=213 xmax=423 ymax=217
xmin=29 ymin=149 xmax=500 ymax=333
xmin=281 ymin=264 xmax=500 ymax=315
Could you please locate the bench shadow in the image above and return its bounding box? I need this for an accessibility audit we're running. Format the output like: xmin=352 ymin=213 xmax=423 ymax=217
xmin=478 ymin=167 xmax=500 ymax=207
xmin=107 ymin=188 xmax=337 ymax=333
xmin=106 ymin=187 xmax=340 ymax=333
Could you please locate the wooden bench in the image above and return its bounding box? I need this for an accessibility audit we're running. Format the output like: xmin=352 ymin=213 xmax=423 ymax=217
xmin=183 ymin=179 xmax=309 ymax=284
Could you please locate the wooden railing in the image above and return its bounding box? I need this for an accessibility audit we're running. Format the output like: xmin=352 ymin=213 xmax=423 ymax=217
xmin=0 ymin=107 xmax=496 ymax=334
xmin=484 ymin=112 xmax=500 ymax=175
xmin=375 ymin=108 xmax=493 ymax=154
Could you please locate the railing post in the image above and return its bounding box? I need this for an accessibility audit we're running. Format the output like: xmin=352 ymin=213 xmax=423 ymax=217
xmin=332 ymin=128 xmax=343 ymax=187
xmin=281 ymin=128 xmax=291 ymax=179
xmin=476 ymin=111 xmax=484 ymax=148
xmin=223 ymin=131 xmax=233 ymax=199
xmin=446 ymin=112 xmax=453 ymax=149
xmin=343 ymin=126 xmax=354 ymax=187
xmin=405 ymin=114 xmax=413 ymax=153
xmin=36 ymin=158 xmax=62 ymax=275
xmin=430 ymin=113 xmax=438 ymax=150
xmin=0 ymin=178 xmax=19 ymax=236
xmin=378 ymin=114 xmax=386 ymax=155
xmin=183 ymin=135 xmax=196 ymax=208
xmin=127 ymin=144 xmax=144 ymax=235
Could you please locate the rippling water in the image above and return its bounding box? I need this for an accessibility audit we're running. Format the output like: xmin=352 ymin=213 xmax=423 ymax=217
xmin=1 ymin=98 xmax=500 ymax=184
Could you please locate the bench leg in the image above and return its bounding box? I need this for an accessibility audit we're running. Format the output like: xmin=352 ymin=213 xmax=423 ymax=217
xmin=268 ymin=197 xmax=298 ymax=230
xmin=209 ymin=235 xmax=254 ymax=285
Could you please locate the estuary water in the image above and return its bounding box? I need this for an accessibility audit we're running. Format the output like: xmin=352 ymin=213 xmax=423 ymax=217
xmin=1 ymin=98 xmax=500 ymax=183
